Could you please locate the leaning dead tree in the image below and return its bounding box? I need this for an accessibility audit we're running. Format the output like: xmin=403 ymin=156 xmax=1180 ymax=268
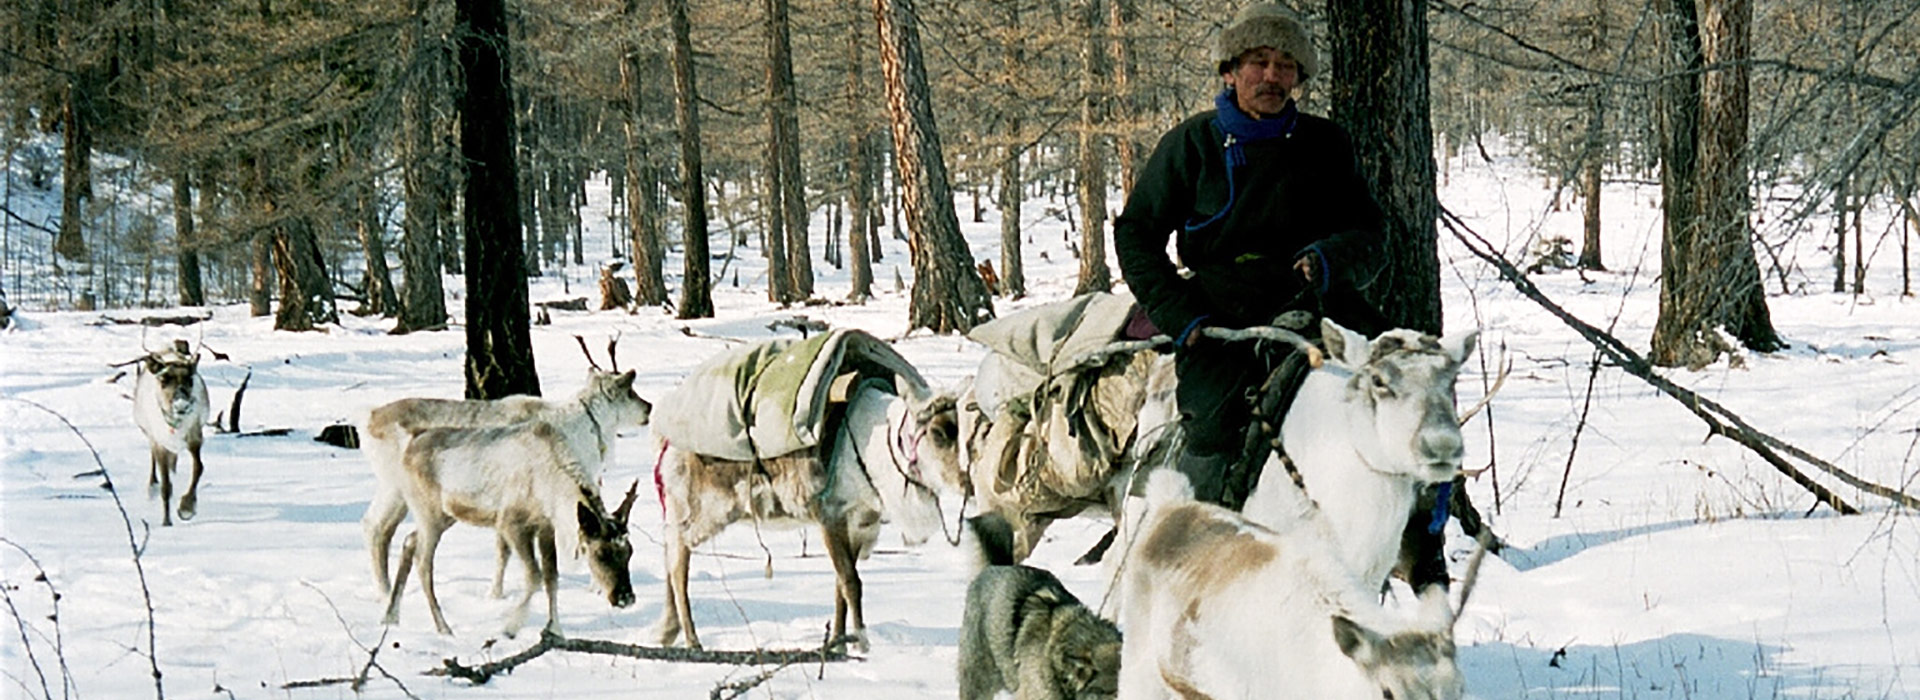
xmin=1442 ymin=207 xmax=1918 ymax=514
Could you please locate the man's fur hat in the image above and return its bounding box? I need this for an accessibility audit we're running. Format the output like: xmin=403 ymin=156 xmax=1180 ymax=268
xmin=1212 ymin=4 xmax=1318 ymax=80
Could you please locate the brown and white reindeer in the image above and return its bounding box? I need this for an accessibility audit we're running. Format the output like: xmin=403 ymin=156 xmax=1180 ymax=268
xmin=380 ymin=366 xmax=650 ymax=636
xmin=361 ymin=338 xmax=649 ymax=598
xmin=1115 ymin=469 xmax=1487 ymax=700
xmin=653 ymin=380 xmax=964 ymax=651
xmin=129 ymin=339 xmax=210 ymax=526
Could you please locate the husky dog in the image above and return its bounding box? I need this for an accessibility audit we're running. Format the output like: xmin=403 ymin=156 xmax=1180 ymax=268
xmin=958 ymin=564 xmax=1122 ymax=700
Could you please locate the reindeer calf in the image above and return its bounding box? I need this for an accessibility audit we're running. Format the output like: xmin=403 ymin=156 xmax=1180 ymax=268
xmin=1116 ymin=471 xmax=1470 ymax=700
xmin=131 ymin=340 xmax=209 ymax=526
xmin=381 ymin=369 xmax=649 ymax=636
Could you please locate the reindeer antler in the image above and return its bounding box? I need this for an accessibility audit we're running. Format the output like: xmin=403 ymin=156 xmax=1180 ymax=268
xmin=573 ymin=335 xmax=605 ymax=371
xmin=611 ymin=479 xmax=639 ymax=525
xmin=606 ymin=333 xmax=621 ymax=373
xmin=1457 ymin=352 xmax=1511 ymax=427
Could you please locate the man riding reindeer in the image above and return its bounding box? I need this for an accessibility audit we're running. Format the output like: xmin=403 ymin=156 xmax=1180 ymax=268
xmin=1112 ymin=4 xmax=1456 ymax=590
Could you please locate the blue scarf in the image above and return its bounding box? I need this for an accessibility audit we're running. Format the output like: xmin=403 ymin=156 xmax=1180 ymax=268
xmin=1184 ymin=90 xmax=1300 ymax=231
xmin=1212 ymin=88 xmax=1299 ymax=167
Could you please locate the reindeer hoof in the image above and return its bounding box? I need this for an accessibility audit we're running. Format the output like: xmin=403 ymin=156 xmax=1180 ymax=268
xmin=176 ymin=495 xmax=197 ymax=521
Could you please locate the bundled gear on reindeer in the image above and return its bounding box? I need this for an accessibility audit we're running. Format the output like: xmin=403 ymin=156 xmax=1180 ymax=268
xmin=651 ymin=328 xmax=931 ymax=467
xmin=964 ymin=292 xmax=1163 ymax=518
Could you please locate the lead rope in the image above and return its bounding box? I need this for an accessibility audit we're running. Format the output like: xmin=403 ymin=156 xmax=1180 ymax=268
xmin=879 ymin=401 xmax=966 ymax=546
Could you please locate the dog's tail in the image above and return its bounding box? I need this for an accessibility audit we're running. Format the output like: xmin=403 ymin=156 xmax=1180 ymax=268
xmin=960 ymin=513 xmax=1018 ymax=575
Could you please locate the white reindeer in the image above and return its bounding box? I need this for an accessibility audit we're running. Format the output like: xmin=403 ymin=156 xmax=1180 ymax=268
xmin=653 ymin=381 xmax=964 ymax=651
xmin=130 ymin=340 xmax=210 ymax=527
xmin=1236 ymin=319 xmax=1477 ymax=589
xmin=361 ymin=341 xmax=649 ymax=598
xmin=380 ymin=369 xmax=650 ymax=636
xmin=1116 ymin=470 xmax=1481 ymax=700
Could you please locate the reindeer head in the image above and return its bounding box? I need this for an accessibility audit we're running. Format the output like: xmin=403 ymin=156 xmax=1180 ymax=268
xmin=1329 ymin=602 xmax=1464 ymax=700
xmin=1329 ymin=529 xmax=1490 ymax=700
xmin=575 ymin=481 xmax=639 ymax=609
xmin=1321 ymin=319 xmax=1477 ymax=485
xmin=910 ymin=392 xmax=966 ymax=495
xmin=575 ymin=336 xmax=652 ymax=429
xmin=136 ymin=340 xmax=206 ymax=426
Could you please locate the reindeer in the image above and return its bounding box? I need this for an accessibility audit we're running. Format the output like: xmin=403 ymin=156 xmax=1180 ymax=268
xmin=653 ymin=381 xmax=964 ymax=652
xmin=381 ymin=367 xmax=650 ymax=636
xmin=1235 ymin=318 xmax=1478 ymax=590
xmin=361 ymin=339 xmax=649 ymax=598
xmin=1115 ymin=469 xmax=1485 ymax=700
xmin=129 ymin=340 xmax=210 ymax=526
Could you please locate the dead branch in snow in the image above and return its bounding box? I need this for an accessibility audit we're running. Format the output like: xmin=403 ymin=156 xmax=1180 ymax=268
xmin=1442 ymin=207 xmax=1919 ymax=514
xmin=7 ymin=399 xmax=168 ymax=699
xmin=430 ymin=630 xmax=854 ymax=685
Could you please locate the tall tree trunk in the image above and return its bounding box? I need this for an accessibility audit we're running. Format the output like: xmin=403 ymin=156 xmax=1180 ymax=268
xmin=350 ymin=132 xmax=398 ymax=317
xmin=249 ymin=228 xmax=273 ymax=317
xmin=173 ymin=169 xmax=204 ymax=305
xmin=620 ymin=15 xmax=670 ymax=306
xmin=668 ymin=0 xmax=714 ymax=319
xmin=56 ymin=76 xmax=94 ymax=262
xmin=844 ymin=21 xmax=875 ymax=303
xmin=1074 ymin=0 xmax=1111 ymax=295
xmin=272 ymin=216 xmax=338 ymax=331
xmin=998 ymin=139 xmax=1026 ymax=300
xmin=1327 ymin=0 xmax=1441 ymax=334
xmin=398 ymin=0 xmax=448 ymax=331
xmin=873 ymin=0 xmax=994 ymax=333
xmin=457 ymin=0 xmax=540 ymax=399
xmin=1649 ymin=0 xmax=1780 ymax=368
xmin=766 ymin=0 xmax=811 ymax=299
xmin=1832 ymin=172 xmax=1848 ymax=292
xmin=1107 ymin=0 xmax=1139 ymax=197
xmin=1577 ymin=0 xmax=1607 ymax=272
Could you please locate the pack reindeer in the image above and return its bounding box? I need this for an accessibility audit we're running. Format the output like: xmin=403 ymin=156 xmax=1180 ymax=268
xmin=127 ymin=339 xmax=210 ymax=527
xmin=361 ymin=339 xmax=649 ymax=599
xmin=1234 ymin=318 xmax=1479 ymax=589
xmin=653 ymin=380 xmax=964 ymax=651
xmin=373 ymin=342 xmax=651 ymax=636
xmin=1116 ymin=469 xmax=1487 ymax=700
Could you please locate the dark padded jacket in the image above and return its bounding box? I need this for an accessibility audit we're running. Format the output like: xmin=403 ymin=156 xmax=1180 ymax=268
xmin=1113 ymin=108 xmax=1384 ymax=335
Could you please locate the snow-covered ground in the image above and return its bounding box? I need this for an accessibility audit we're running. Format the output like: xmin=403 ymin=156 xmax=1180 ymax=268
xmin=3 ymin=141 xmax=1917 ymax=699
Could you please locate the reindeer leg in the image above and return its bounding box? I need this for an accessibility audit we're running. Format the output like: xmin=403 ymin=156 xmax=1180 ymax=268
xmin=538 ymin=527 xmax=560 ymax=634
xmin=489 ymin=533 xmax=512 ymax=599
xmin=175 ymin=435 xmax=203 ymax=521
xmin=661 ymin=538 xmax=699 ymax=649
xmin=362 ymin=486 xmax=408 ymax=597
xmin=501 ymin=526 xmax=539 ymax=637
xmin=820 ymin=519 xmax=868 ymax=653
xmin=382 ymin=530 xmax=418 ymax=625
xmin=413 ymin=518 xmax=454 ymax=635
xmin=153 ymin=446 xmax=176 ymax=527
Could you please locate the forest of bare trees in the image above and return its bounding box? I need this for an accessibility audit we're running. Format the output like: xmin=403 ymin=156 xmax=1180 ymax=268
xmin=1 ymin=0 xmax=1915 ymax=362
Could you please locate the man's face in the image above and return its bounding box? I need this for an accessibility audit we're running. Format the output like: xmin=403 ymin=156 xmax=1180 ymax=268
xmin=1225 ymin=47 xmax=1300 ymax=118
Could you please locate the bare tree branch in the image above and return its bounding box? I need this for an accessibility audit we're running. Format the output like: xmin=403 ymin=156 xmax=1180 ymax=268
xmin=1441 ymin=208 xmax=1918 ymax=514
xmin=430 ymin=630 xmax=854 ymax=685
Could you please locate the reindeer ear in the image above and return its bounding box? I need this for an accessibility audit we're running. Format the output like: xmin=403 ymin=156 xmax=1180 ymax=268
xmin=1331 ymin=615 xmax=1383 ymax=663
xmin=1441 ymin=328 xmax=1480 ymax=365
xmin=1320 ymin=318 xmax=1370 ymax=368
xmin=617 ymin=370 xmax=637 ymax=389
xmin=578 ymin=502 xmax=604 ymax=539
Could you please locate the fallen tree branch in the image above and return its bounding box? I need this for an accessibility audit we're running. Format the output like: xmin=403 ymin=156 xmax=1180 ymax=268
xmin=1441 ymin=207 xmax=1916 ymax=514
xmin=430 ymin=630 xmax=854 ymax=684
